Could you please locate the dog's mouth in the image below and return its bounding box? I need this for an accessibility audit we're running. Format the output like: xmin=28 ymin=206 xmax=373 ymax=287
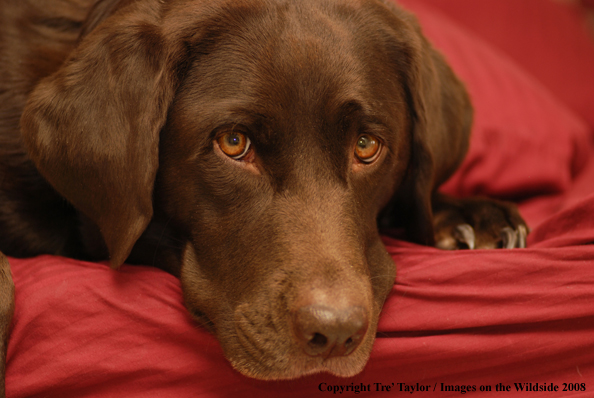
xmin=179 ymin=223 xmax=395 ymax=380
xmin=182 ymin=268 xmax=381 ymax=380
xmin=222 ymin=302 xmax=381 ymax=380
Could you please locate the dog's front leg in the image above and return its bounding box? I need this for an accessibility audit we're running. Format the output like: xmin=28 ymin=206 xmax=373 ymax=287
xmin=0 ymin=253 xmax=14 ymax=398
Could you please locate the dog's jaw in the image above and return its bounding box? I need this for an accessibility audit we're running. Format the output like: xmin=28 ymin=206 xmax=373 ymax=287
xmin=180 ymin=242 xmax=394 ymax=380
xmin=228 ymin=305 xmax=383 ymax=380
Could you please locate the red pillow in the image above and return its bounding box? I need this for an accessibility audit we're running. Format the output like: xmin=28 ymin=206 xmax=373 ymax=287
xmin=417 ymin=0 xmax=594 ymax=129
xmin=397 ymin=1 xmax=592 ymax=205
xmin=7 ymin=232 xmax=594 ymax=396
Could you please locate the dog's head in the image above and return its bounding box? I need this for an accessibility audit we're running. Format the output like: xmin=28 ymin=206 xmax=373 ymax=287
xmin=21 ymin=0 xmax=471 ymax=379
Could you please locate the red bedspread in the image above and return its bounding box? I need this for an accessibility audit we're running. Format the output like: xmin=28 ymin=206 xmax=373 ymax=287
xmin=5 ymin=1 xmax=594 ymax=396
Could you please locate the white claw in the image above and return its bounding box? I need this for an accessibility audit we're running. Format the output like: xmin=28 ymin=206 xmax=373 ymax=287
xmin=501 ymin=227 xmax=517 ymax=249
xmin=517 ymin=225 xmax=528 ymax=248
xmin=454 ymin=224 xmax=476 ymax=250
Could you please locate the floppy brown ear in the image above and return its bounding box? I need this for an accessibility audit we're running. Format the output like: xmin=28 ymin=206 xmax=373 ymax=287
xmin=384 ymin=3 xmax=473 ymax=246
xmin=20 ymin=1 xmax=183 ymax=267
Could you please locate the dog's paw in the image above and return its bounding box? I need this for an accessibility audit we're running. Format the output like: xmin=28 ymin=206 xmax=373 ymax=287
xmin=432 ymin=194 xmax=528 ymax=250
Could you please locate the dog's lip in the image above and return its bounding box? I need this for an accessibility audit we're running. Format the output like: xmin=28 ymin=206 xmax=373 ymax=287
xmin=228 ymin=342 xmax=372 ymax=381
xmin=228 ymin=334 xmax=371 ymax=380
xmin=225 ymin=304 xmax=376 ymax=380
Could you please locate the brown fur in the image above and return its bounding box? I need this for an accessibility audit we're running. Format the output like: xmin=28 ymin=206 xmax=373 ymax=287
xmin=0 ymin=0 xmax=526 ymax=391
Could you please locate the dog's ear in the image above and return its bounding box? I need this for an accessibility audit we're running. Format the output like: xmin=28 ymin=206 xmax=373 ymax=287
xmin=21 ymin=1 xmax=186 ymax=267
xmin=383 ymin=4 xmax=473 ymax=245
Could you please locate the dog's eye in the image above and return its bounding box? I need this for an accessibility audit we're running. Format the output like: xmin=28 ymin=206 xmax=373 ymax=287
xmin=354 ymin=134 xmax=381 ymax=163
xmin=217 ymin=132 xmax=251 ymax=160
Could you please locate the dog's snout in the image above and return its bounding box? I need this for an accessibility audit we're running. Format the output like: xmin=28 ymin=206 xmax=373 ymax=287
xmin=293 ymin=304 xmax=368 ymax=358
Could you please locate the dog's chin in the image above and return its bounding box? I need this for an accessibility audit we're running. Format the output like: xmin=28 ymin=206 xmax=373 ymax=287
xmin=180 ymin=243 xmax=383 ymax=381
xmin=185 ymin=298 xmax=379 ymax=380
xmin=230 ymin=356 xmax=369 ymax=381
xmin=209 ymin=309 xmax=380 ymax=381
xmin=224 ymin=331 xmax=376 ymax=381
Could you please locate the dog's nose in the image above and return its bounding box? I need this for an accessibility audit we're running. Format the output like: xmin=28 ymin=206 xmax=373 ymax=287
xmin=292 ymin=304 xmax=368 ymax=358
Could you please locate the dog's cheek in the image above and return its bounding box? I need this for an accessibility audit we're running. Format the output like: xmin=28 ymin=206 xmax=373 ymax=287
xmin=366 ymin=234 xmax=397 ymax=309
xmin=179 ymin=243 xmax=231 ymax=332
xmin=229 ymin=292 xmax=301 ymax=378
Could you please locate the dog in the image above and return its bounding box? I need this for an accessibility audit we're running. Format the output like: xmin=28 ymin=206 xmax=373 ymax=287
xmin=0 ymin=0 xmax=528 ymax=393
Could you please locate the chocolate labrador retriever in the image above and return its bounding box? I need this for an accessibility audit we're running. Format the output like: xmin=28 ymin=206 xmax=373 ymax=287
xmin=0 ymin=0 xmax=527 ymax=392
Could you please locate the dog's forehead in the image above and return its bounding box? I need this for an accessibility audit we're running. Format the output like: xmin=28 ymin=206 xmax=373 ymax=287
xmin=167 ymin=0 xmax=409 ymax=187
xmin=192 ymin=5 xmax=365 ymax=100
xmin=180 ymin=0 xmax=404 ymax=133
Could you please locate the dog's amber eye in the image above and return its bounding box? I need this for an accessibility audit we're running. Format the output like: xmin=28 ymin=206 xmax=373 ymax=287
xmin=217 ymin=132 xmax=251 ymax=160
xmin=355 ymin=134 xmax=381 ymax=163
